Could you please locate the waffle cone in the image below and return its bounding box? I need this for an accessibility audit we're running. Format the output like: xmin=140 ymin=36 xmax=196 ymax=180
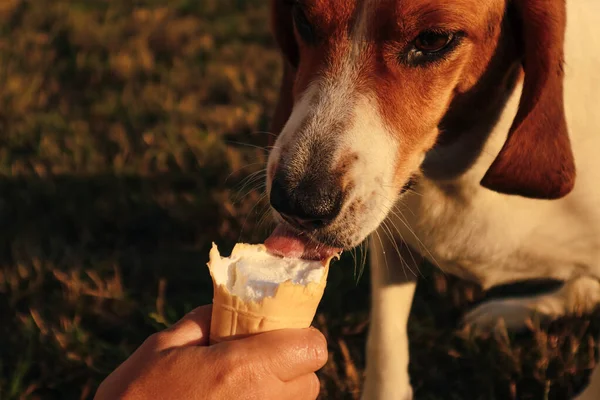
xmin=207 ymin=243 xmax=334 ymax=344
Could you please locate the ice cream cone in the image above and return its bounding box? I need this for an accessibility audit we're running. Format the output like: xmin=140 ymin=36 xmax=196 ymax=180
xmin=206 ymin=243 xmax=335 ymax=344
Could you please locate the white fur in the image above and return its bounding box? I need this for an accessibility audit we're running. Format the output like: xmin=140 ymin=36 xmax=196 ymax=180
xmin=362 ymin=227 xmax=419 ymax=400
xmin=342 ymin=95 xmax=403 ymax=245
xmin=463 ymin=276 xmax=600 ymax=331
xmin=267 ymin=4 xmax=403 ymax=248
xmin=391 ymin=0 xmax=600 ymax=299
xmin=268 ymin=0 xmax=600 ymax=397
xmin=365 ymin=0 xmax=600 ymax=398
xmin=266 ymin=82 xmax=319 ymax=196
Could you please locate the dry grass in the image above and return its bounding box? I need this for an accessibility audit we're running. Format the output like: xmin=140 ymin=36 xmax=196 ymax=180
xmin=0 ymin=1 xmax=598 ymax=399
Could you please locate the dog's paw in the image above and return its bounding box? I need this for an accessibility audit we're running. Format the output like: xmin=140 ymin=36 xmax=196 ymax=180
xmin=462 ymin=298 xmax=541 ymax=334
xmin=463 ymin=276 xmax=600 ymax=334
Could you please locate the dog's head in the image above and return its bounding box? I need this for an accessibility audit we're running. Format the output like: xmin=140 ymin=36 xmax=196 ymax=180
xmin=264 ymin=0 xmax=575 ymax=254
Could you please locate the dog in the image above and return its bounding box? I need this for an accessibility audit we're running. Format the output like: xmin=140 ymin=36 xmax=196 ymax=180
xmin=262 ymin=0 xmax=600 ymax=398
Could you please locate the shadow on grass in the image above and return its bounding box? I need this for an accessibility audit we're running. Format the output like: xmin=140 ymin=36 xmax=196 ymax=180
xmin=0 ymin=173 xmax=268 ymax=398
xmin=0 ymin=173 xmax=369 ymax=399
xmin=0 ymin=175 xmax=599 ymax=400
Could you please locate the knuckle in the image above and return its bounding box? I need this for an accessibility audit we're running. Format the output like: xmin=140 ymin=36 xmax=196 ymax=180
xmin=211 ymin=359 xmax=240 ymax=390
xmin=143 ymin=331 xmax=169 ymax=350
xmin=210 ymin=345 xmax=259 ymax=389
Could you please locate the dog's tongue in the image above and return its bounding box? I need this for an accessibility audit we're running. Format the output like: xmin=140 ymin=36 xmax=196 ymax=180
xmin=265 ymin=224 xmax=342 ymax=261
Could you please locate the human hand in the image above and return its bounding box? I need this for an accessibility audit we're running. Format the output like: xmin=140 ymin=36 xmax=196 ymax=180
xmin=94 ymin=305 xmax=328 ymax=400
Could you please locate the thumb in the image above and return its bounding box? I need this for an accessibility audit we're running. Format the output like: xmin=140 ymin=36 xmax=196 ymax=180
xmin=219 ymin=327 xmax=329 ymax=382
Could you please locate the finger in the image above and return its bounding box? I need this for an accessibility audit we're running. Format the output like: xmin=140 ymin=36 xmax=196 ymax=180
xmin=222 ymin=327 xmax=328 ymax=382
xmin=281 ymin=373 xmax=321 ymax=400
xmin=154 ymin=304 xmax=213 ymax=350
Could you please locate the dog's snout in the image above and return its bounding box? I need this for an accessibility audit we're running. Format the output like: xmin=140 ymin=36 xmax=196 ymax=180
xmin=270 ymin=174 xmax=343 ymax=230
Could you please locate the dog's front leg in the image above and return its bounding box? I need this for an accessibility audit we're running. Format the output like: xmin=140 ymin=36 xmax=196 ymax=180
xmin=362 ymin=227 xmax=421 ymax=400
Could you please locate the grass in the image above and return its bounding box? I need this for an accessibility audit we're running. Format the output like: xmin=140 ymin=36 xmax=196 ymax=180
xmin=0 ymin=1 xmax=598 ymax=399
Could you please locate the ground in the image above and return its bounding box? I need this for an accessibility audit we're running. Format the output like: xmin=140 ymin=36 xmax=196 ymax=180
xmin=0 ymin=1 xmax=598 ymax=399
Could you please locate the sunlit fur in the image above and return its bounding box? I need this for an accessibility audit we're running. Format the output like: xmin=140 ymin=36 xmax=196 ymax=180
xmin=267 ymin=0 xmax=600 ymax=398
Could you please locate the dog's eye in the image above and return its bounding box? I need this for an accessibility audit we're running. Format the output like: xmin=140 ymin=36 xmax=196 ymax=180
xmin=402 ymin=30 xmax=463 ymax=67
xmin=415 ymin=31 xmax=454 ymax=53
xmin=292 ymin=5 xmax=316 ymax=44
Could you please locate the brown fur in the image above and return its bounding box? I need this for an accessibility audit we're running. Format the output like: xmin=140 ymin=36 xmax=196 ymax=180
xmin=480 ymin=0 xmax=575 ymax=199
xmin=269 ymin=0 xmax=575 ymax=200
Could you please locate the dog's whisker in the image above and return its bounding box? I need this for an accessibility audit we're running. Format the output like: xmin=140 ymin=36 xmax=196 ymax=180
xmin=373 ymin=230 xmax=391 ymax=279
xmin=394 ymin=199 xmax=417 ymax=218
xmin=384 ymin=205 xmax=429 ymax=263
xmin=232 ymin=172 xmax=267 ymax=204
xmin=225 ymin=140 xmax=278 ymax=153
xmin=369 ymin=193 xmax=434 ymax=276
xmin=235 ymin=168 xmax=267 ymax=189
xmin=237 ymin=191 xmax=270 ymax=243
xmin=360 ymin=238 xmax=369 ymax=282
xmin=400 ymin=233 xmax=423 ymax=278
xmin=354 ymin=244 xmax=363 ymax=283
xmin=232 ymin=183 xmax=267 ymax=206
xmin=377 ymin=181 xmax=424 ymax=197
xmin=234 ymin=174 xmax=267 ymax=198
xmin=378 ymin=204 xmax=421 ymax=278
xmin=224 ymin=162 xmax=267 ymax=184
xmin=394 ymin=207 xmax=444 ymax=274
xmin=382 ymin=215 xmax=423 ymax=279
xmin=250 ymin=130 xmax=279 ymax=138
xmin=353 ymin=237 xmax=369 ymax=283
xmin=351 ymin=246 xmax=358 ymax=279
xmin=405 ymin=188 xmax=424 ymax=197
xmin=232 ymin=171 xmax=267 ymax=196
xmin=381 ymin=219 xmax=414 ymax=280
xmin=256 ymin=202 xmax=275 ymax=232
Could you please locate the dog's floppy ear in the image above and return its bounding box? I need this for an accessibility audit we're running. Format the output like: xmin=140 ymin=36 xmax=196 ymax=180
xmin=270 ymin=0 xmax=299 ymax=68
xmin=480 ymin=0 xmax=575 ymax=199
xmin=269 ymin=0 xmax=298 ymax=147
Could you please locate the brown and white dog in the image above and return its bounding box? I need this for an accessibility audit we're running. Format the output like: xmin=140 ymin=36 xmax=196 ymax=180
xmin=262 ymin=0 xmax=600 ymax=398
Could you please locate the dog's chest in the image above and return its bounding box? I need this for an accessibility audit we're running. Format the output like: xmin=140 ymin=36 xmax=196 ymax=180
xmin=389 ymin=178 xmax=600 ymax=289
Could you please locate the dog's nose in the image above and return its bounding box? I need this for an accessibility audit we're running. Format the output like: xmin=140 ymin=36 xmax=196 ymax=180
xmin=270 ymin=175 xmax=343 ymax=230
